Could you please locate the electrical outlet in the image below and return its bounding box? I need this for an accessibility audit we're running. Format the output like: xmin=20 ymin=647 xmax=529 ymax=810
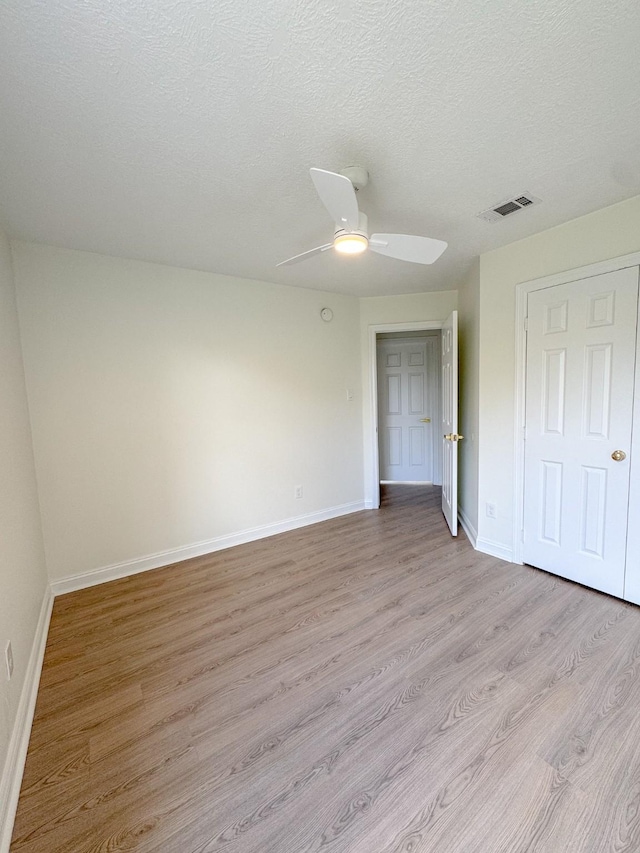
xmin=486 ymin=502 xmax=497 ymax=519
xmin=294 ymin=485 xmax=303 ymax=499
xmin=346 ymin=389 xmax=354 ymax=401
xmin=5 ymin=641 xmax=13 ymax=680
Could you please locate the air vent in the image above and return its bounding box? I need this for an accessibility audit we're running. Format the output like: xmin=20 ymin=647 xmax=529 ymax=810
xmin=493 ymin=201 xmax=520 ymax=217
xmin=477 ymin=192 xmax=542 ymax=223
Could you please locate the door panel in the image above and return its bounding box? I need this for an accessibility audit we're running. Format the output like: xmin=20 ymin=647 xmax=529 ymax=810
xmin=441 ymin=311 xmax=459 ymax=535
xmin=386 ymin=374 xmax=401 ymax=414
xmin=523 ymin=267 xmax=639 ymax=597
xmin=409 ymin=373 xmax=424 ymax=412
xmin=542 ymin=348 xmax=566 ymax=434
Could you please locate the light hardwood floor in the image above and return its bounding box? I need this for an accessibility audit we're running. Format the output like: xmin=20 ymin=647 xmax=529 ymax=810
xmin=10 ymin=486 xmax=640 ymax=852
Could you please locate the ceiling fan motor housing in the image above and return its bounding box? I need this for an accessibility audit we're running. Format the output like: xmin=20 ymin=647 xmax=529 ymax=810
xmin=334 ymin=211 xmax=368 ymax=239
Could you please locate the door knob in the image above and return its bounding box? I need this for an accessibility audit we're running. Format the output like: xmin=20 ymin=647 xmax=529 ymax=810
xmin=419 ymin=418 xmax=431 ymax=423
xmin=444 ymin=434 xmax=464 ymax=441
xmin=611 ymin=450 xmax=627 ymax=461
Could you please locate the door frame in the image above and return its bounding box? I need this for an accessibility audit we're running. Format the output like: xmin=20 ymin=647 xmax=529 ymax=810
xmin=512 ymin=250 xmax=640 ymax=566
xmin=368 ymin=321 xmax=443 ymax=509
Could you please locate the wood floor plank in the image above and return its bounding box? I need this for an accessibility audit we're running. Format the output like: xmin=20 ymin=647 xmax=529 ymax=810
xmin=238 ymin=668 xmax=523 ymax=853
xmin=10 ymin=485 xmax=640 ymax=853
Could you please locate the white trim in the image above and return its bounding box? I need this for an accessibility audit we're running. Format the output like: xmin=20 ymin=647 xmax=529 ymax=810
xmin=50 ymin=501 xmax=367 ymax=595
xmin=513 ymin=251 xmax=640 ymax=567
xmin=476 ymin=537 xmax=514 ymax=562
xmin=512 ymin=283 xmax=528 ymax=565
xmin=623 ymin=276 xmax=640 ymax=604
xmin=0 ymin=586 xmax=53 ymax=853
xmin=517 ymin=251 xmax=640 ymax=293
xmin=458 ymin=507 xmax=478 ymax=547
xmin=370 ymin=322 xmax=445 ymax=333
xmin=368 ymin=321 xmax=444 ymax=509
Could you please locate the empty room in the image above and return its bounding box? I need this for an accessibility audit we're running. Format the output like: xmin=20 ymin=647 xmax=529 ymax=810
xmin=2 ymin=1 xmax=640 ymax=851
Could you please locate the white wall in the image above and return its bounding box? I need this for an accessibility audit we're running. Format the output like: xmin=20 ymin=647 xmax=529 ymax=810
xmin=457 ymin=259 xmax=480 ymax=540
xmin=0 ymin=230 xmax=48 ymax=813
xmin=20 ymin=192 xmax=640 ymax=593
xmin=359 ymin=291 xmax=458 ymax=504
xmin=13 ymin=242 xmax=364 ymax=582
xmin=477 ymin=193 xmax=640 ymax=556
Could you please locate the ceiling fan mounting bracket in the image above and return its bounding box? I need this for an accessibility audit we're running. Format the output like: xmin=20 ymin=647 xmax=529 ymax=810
xmin=340 ymin=166 xmax=369 ymax=191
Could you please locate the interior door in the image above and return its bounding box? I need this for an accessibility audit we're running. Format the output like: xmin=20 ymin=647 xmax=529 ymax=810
xmin=377 ymin=337 xmax=435 ymax=482
xmin=441 ymin=310 xmax=459 ymax=535
xmin=523 ymin=266 xmax=639 ymax=597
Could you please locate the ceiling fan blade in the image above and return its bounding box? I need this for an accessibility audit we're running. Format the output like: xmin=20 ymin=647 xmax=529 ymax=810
xmin=276 ymin=243 xmax=333 ymax=267
xmin=310 ymin=168 xmax=359 ymax=231
xmin=369 ymin=234 xmax=448 ymax=265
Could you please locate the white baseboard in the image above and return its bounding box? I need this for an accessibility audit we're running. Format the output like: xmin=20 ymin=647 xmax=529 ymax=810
xmin=50 ymin=500 xmax=367 ymax=596
xmin=457 ymin=507 xmax=478 ymax=548
xmin=475 ymin=537 xmax=514 ymax=563
xmin=0 ymin=585 xmax=53 ymax=853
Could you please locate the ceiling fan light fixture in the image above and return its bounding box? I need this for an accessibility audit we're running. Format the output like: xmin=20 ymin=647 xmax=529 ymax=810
xmin=277 ymin=168 xmax=448 ymax=268
xmin=334 ymin=233 xmax=368 ymax=255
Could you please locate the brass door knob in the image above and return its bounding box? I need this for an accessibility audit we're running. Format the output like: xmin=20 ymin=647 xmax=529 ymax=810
xmin=419 ymin=417 xmax=431 ymax=423
xmin=611 ymin=450 xmax=627 ymax=462
xmin=444 ymin=434 xmax=464 ymax=441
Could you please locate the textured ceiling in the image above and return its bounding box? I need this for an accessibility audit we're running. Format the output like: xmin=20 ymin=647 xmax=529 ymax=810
xmin=1 ymin=0 xmax=639 ymax=296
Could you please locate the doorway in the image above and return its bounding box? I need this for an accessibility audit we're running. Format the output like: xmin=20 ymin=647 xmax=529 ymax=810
xmin=376 ymin=331 xmax=442 ymax=486
xmin=367 ymin=321 xmax=447 ymax=512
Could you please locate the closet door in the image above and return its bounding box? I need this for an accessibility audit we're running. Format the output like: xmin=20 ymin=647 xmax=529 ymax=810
xmin=523 ymin=266 xmax=639 ymax=598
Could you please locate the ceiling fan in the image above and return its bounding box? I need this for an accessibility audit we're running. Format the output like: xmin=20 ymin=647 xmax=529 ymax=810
xmin=277 ymin=167 xmax=447 ymax=268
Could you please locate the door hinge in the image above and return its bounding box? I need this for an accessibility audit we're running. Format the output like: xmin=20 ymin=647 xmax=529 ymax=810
xmin=521 ymin=528 xmax=525 ymax=543
xmin=524 ymin=316 xmax=529 ymax=332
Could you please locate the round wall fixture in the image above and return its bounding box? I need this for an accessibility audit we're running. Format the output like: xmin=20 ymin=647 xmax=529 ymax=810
xmin=320 ymin=307 xmax=333 ymax=322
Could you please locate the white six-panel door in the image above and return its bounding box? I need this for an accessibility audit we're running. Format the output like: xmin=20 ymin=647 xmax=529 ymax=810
xmin=441 ymin=311 xmax=459 ymax=536
xmin=523 ymin=267 xmax=639 ymax=597
xmin=377 ymin=338 xmax=436 ymax=482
